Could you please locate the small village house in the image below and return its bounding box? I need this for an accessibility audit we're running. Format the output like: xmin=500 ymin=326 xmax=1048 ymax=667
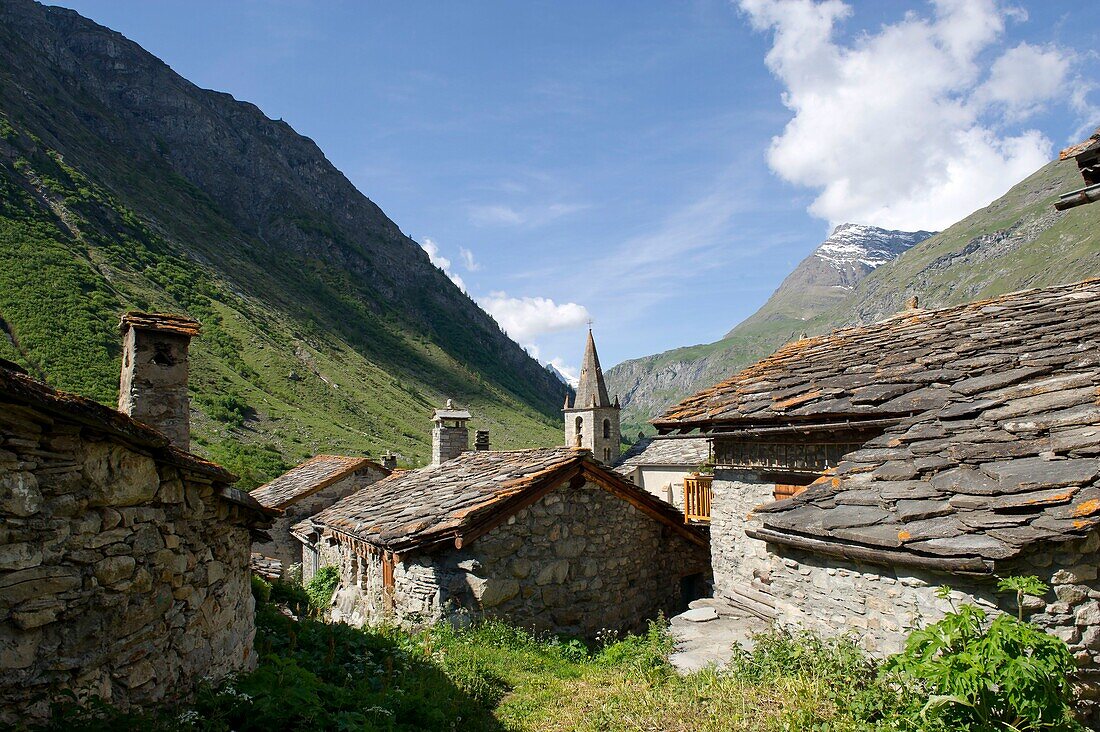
xmin=654 ymin=279 xmax=1100 ymax=704
xmin=294 ymin=444 xmax=708 ymax=637
xmin=0 ymin=313 xmax=273 ymax=722
xmin=250 ymin=454 xmax=389 ymax=579
xmin=293 ymin=333 xmax=709 ymax=637
xmin=615 ymin=436 xmax=711 ymax=511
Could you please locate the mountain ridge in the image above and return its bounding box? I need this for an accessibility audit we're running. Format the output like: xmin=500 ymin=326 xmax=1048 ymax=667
xmin=607 ymin=158 xmax=1100 ymax=436
xmin=0 ymin=0 xmax=569 ymax=484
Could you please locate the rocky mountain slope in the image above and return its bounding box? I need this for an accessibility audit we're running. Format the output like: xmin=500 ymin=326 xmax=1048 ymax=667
xmin=608 ymin=158 xmax=1100 ymax=436
xmin=0 ymin=0 xmax=569 ymax=484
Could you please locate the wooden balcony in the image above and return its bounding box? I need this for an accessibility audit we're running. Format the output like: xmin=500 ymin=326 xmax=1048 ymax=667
xmin=683 ymin=474 xmax=712 ymax=524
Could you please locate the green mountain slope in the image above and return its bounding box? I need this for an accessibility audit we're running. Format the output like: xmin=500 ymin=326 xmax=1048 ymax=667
xmin=608 ymin=157 xmax=1100 ymax=436
xmin=0 ymin=0 xmax=568 ymax=485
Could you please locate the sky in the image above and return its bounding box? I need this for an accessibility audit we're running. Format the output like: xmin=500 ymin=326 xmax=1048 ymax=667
xmin=53 ymin=0 xmax=1100 ymax=383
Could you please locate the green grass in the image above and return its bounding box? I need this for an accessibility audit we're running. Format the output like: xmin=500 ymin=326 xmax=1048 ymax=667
xmin=0 ymin=107 xmax=564 ymax=487
xmin=12 ymin=583 xmax=1086 ymax=732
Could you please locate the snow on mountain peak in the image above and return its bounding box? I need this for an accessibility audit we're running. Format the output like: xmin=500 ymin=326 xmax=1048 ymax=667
xmin=814 ymin=224 xmax=936 ymax=270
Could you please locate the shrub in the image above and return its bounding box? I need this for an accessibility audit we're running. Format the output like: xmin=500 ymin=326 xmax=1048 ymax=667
xmin=304 ymin=566 xmax=340 ymax=611
xmin=885 ymin=582 xmax=1083 ymax=731
xmin=249 ymin=575 xmax=271 ymax=604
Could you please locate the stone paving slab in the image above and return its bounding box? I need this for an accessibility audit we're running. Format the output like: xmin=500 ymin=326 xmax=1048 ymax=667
xmin=668 ymin=598 xmax=771 ymax=673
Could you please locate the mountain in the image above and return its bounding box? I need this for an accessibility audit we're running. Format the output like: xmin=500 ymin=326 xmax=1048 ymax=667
xmin=608 ymin=157 xmax=1100 ymax=436
xmin=722 ymin=224 xmax=934 ymax=335
xmin=0 ymin=0 xmax=569 ymax=485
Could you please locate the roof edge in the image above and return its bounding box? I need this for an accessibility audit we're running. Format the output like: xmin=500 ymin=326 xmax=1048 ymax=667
xmin=746 ymin=527 xmax=993 ymax=575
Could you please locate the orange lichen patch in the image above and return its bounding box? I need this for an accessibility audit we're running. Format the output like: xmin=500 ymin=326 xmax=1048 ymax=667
xmin=1061 ymin=127 xmax=1100 ymax=160
xmin=653 ymin=278 xmax=1100 ymax=428
xmin=1074 ymin=518 xmax=1100 ymax=531
xmin=1074 ymin=499 xmax=1100 ymax=518
xmin=1027 ymin=490 xmax=1074 ymax=506
xmin=898 ymin=530 xmax=911 ymax=541
xmin=773 ymin=389 xmax=823 ymax=411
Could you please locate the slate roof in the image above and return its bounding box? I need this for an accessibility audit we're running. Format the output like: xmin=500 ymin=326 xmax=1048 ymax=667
xmin=250 ymin=455 xmax=385 ymax=510
xmin=120 ymin=311 xmax=201 ymax=337
xmin=614 ymin=437 xmax=711 ymax=475
xmin=306 ymin=447 xmax=705 ymax=553
xmin=1061 ymin=126 xmax=1100 ymax=161
xmin=657 ymin=279 xmax=1100 ymax=430
xmin=718 ymin=279 xmax=1100 ymax=568
xmin=0 ymin=358 xmax=275 ymax=519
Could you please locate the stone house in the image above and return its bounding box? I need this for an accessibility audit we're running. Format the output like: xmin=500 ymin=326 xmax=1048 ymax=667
xmin=250 ymin=454 xmax=389 ymax=578
xmin=654 ymin=280 xmax=1100 ymax=698
xmin=293 ymin=444 xmax=709 ymax=637
xmin=0 ymin=312 xmax=273 ymax=722
xmin=615 ymin=436 xmax=711 ymax=509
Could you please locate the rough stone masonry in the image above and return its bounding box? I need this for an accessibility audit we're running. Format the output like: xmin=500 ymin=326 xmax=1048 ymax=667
xmin=0 ymin=315 xmax=271 ymax=722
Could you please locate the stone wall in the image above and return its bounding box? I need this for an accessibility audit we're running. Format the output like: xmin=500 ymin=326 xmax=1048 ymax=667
xmin=432 ymin=424 xmax=468 ymax=465
xmin=710 ymin=470 xmax=778 ymax=611
xmin=327 ymin=479 xmax=710 ymax=637
xmin=253 ymin=466 xmax=387 ymax=577
xmin=712 ymin=470 xmax=1100 ymax=710
xmin=0 ymin=401 xmax=257 ymax=722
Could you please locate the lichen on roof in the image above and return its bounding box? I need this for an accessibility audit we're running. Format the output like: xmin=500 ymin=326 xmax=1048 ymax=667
xmin=668 ymin=278 xmax=1100 ymax=567
xmin=250 ymin=454 xmax=384 ymax=510
xmin=307 ymin=446 xmax=703 ymax=552
xmin=657 ymin=278 xmax=1100 ymax=429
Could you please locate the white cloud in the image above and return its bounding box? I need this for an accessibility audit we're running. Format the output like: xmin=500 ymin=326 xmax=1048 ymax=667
xmin=459 ymin=246 xmax=481 ymax=271
xmin=980 ymin=43 xmax=1074 ymax=119
xmin=420 ymin=238 xmax=466 ymax=291
xmin=479 ymin=292 xmax=591 ymax=345
xmin=739 ymin=0 xmax=1079 ymax=230
xmin=468 ymin=202 xmax=588 ymax=228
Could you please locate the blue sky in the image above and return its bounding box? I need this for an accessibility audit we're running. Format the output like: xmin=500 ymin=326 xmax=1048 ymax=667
xmin=54 ymin=0 xmax=1100 ymax=381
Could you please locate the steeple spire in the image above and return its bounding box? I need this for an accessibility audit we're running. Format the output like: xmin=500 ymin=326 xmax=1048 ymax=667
xmin=572 ymin=328 xmax=612 ymax=409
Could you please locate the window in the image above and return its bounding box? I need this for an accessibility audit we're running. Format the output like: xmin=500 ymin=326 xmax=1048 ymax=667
xmin=603 ymin=447 xmax=611 ymax=462
xmin=602 ymin=419 xmax=611 ymax=439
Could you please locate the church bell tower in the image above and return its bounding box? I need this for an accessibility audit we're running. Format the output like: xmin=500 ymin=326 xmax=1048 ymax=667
xmin=563 ymin=328 xmax=621 ymax=463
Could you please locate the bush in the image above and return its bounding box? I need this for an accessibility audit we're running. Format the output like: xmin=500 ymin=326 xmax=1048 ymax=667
xmin=304 ymin=566 xmax=340 ymax=611
xmin=249 ymin=575 xmax=271 ymax=604
xmin=885 ymin=582 xmax=1083 ymax=731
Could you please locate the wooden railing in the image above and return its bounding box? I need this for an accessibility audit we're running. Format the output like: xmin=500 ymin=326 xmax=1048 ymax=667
xmin=683 ymin=474 xmax=712 ymax=524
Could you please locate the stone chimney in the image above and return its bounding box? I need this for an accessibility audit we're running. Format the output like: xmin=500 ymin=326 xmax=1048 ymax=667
xmin=906 ymin=295 xmax=920 ymax=310
xmin=431 ymin=399 xmax=471 ymax=465
xmin=475 ymin=430 xmax=490 ymax=451
xmin=118 ymin=312 xmax=201 ymax=451
xmin=380 ymin=451 xmax=398 ymax=471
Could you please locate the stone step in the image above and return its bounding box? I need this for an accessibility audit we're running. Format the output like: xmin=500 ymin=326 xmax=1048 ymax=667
xmin=721 ymin=588 xmax=777 ymax=621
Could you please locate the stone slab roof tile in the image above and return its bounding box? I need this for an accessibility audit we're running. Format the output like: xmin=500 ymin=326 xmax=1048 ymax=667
xmin=309 ymin=447 xmax=705 ymax=552
xmin=692 ymin=278 xmax=1100 ymax=567
xmin=613 ymin=437 xmax=711 ymax=474
xmin=250 ymin=455 xmax=386 ymax=510
xmin=657 ymin=279 xmax=1100 ymax=429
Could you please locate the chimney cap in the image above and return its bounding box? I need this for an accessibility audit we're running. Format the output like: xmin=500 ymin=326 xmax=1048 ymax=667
xmin=120 ymin=311 xmax=201 ymax=337
xmin=433 ymin=399 xmax=471 ymax=422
